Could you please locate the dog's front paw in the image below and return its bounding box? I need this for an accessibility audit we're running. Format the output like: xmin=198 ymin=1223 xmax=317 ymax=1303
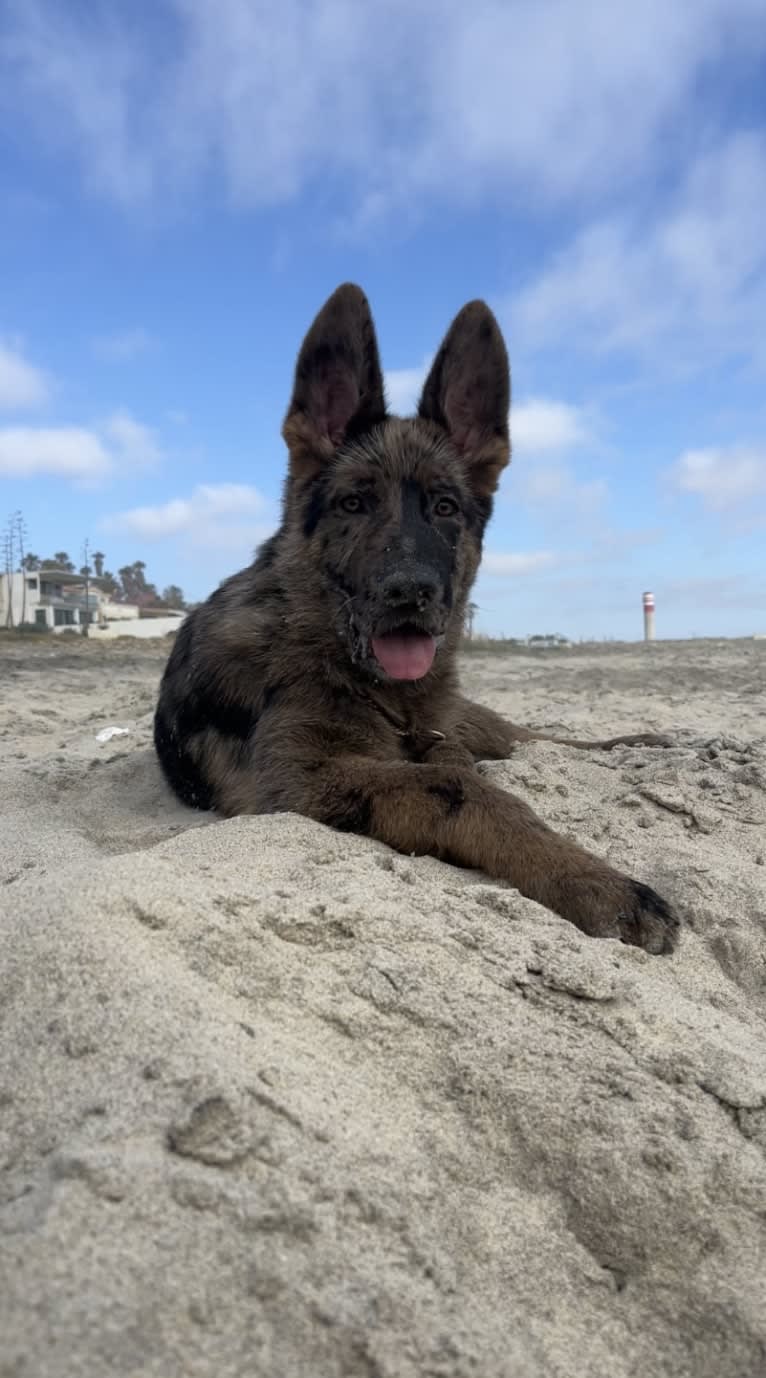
xmin=562 ymin=870 xmax=680 ymax=954
xmin=614 ymin=880 xmax=680 ymax=954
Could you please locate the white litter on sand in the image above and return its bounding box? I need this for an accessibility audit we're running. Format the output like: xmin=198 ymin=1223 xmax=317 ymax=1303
xmin=95 ymin=725 xmax=131 ymax=744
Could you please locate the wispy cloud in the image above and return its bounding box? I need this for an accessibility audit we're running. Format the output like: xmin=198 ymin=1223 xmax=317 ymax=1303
xmin=510 ymin=132 xmax=766 ymax=373
xmin=481 ymin=523 xmax=660 ymax=583
xmin=667 ymin=444 xmax=766 ymax=510
xmin=0 ymin=1 xmax=154 ymax=203
xmin=0 ymin=337 xmax=50 ymax=408
xmin=2 ymin=0 xmax=764 ymax=217
xmin=518 ymin=465 xmax=608 ymax=516
xmin=483 ymin=550 xmax=559 ymax=577
xmin=102 ymin=482 xmax=277 ymax=550
xmin=662 ymin=573 xmax=766 ymax=612
xmin=505 ymin=400 xmax=606 ymax=524
xmin=0 ymin=410 xmax=163 ymax=482
xmin=513 ymin=399 xmax=591 ymax=454
xmin=102 ymin=411 xmax=163 ymax=469
xmin=93 ymin=327 xmax=157 ymax=361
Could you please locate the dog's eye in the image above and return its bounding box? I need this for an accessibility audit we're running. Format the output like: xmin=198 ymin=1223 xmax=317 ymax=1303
xmin=434 ymin=496 xmax=459 ymax=518
xmin=339 ymin=495 xmax=363 ymax=514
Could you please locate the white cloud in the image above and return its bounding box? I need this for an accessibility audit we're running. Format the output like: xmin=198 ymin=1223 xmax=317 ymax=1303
xmin=103 ymin=483 xmax=277 ymax=549
xmin=2 ymin=1 xmax=764 ymax=214
xmin=506 ymin=402 xmax=606 ymax=521
xmin=102 ymin=411 xmax=163 ymax=469
xmin=483 ymin=551 xmax=558 ymax=577
xmin=519 ymin=465 xmax=608 ymax=515
xmin=0 ymin=338 xmax=50 ymax=408
xmin=513 ymin=399 xmax=590 ymax=454
xmin=510 ymin=132 xmax=766 ymax=370
xmin=93 ymin=327 xmax=156 ymax=361
xmin=667 ymin=445 xmax=766 ymax=510
xmin=1 ymin=2 xmax=153 ymax=204
xmin=0 ymin=410 xmax=163 ymax=482
xmin=385 ymin=360 xmax=430 ymax=415
xmin=0 ymin=426 xmax=111 ymax=479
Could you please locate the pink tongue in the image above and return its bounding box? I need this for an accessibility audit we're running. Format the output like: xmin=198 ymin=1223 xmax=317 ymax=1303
xmin=372 ymin=632 xmax=436 ymax=680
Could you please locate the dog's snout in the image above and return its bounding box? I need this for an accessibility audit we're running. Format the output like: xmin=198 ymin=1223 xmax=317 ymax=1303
xmin=381 ymin=567 xmax=440 ymax=610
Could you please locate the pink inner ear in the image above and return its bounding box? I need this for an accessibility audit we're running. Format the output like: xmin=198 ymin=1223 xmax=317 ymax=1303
xmin=313 ymin=368 xmax=360 ymax=447
xmin=445 ymin=383 xmax=489 ymax=456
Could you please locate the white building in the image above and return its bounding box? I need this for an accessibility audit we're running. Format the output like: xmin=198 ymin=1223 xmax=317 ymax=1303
xmin=0 ymin=569 xmax=139 ymax=633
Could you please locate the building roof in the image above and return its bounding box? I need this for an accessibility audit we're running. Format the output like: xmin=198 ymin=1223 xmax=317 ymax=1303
xmin=35 ymin=569 xmax=112 ymax=589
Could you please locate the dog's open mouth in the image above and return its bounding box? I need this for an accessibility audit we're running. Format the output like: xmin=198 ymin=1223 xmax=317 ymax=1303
xmin=371 ymin=623 xmax=437 ymax=681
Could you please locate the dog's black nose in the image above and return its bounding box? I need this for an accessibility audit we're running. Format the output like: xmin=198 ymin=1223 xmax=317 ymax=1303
xmin=381 ymin=567 xmax=440 ymax=609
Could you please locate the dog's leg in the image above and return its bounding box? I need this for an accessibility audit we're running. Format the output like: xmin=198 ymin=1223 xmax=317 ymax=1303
xmin=450 ymin=697 xmax=672 ymax=758
xmin=241 ymin=751 xmax=678 ymax=954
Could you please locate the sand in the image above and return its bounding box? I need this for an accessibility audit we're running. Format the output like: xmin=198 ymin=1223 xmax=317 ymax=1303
xmin=1 ymin=634 xmax=765 ymax=1378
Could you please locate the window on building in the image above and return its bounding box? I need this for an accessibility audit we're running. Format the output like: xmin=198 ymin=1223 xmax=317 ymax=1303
xmin=35 ymin=609 xmax=47 ymax=627
xmin=53 ymin=608 xmax=76 ymax=626
xmin=27 ymin=578 xmax=38 ymax=590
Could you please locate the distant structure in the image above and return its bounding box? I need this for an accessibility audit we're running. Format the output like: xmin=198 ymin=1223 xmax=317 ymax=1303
xmin=643 ymin=590 xmax=656 ymax=642
xmin=0 ymin=568 xmax=181 ymax=637
xmin=526 ymin=633 xmax=571 ymax=649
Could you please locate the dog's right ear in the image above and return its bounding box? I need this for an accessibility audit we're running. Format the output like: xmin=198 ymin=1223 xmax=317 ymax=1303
xmin=418 ymin=300 xmax=510 ymax=498
xmin=282 ymin=284 xmax=387 ymax=481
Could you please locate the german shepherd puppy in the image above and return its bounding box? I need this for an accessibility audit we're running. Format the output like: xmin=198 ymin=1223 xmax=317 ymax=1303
xmin=154 ymin=284 xmax=678 ymax=954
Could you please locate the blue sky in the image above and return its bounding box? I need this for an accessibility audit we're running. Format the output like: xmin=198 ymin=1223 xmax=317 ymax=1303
xmin=1 ymin=0 xmax=765 ymax=640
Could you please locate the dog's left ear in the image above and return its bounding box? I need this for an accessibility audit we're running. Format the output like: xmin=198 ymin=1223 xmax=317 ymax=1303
xmin=418 ymin=301 xmax=510 ymax=496
xmin=282 ymin=283 xmax=387 ymax=481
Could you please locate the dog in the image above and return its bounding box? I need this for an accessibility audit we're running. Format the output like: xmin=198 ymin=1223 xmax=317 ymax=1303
xmin=154 ymin=284 xmax=679 ymax=954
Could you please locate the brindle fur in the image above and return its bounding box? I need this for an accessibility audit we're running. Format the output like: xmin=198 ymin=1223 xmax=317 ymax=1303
xmin=155 ymin=284 xmax=679 ymax=954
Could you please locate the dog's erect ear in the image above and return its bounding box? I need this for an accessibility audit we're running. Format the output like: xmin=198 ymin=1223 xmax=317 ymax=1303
xmin=418 ymin=301 xmax=510 ymax=497
xmin=282 ymin=283 xmax=387 ymax=481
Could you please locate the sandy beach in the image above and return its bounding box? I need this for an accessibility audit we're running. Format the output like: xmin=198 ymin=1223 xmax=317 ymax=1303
xmin=1 ymin=633 xmax=765 ymax=1377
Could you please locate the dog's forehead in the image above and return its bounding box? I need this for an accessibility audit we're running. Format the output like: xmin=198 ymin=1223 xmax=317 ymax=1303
xmin=336 ymin=418 xmax=464 ymax=487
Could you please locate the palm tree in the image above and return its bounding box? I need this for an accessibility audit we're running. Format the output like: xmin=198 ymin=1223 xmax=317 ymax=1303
xmin=118 ymin=559 xmax=159 ymax=606
xmin=100 ymin=569 xmax=119 ymax=598
xmin=92 ymin=550 xmax=105 ymax=578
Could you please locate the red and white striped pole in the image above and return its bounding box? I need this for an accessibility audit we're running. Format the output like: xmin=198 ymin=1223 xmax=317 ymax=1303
xmin=643 ymin=591 xmax=655 ymax=642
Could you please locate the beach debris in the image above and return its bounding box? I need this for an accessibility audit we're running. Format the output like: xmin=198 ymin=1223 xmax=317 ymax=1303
xmin=95 ymin=725 xmax=131 ymax=744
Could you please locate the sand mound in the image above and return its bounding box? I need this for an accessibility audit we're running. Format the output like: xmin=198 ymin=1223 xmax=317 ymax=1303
xmin=1 ymin=638 xmax=765 ymax=1377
